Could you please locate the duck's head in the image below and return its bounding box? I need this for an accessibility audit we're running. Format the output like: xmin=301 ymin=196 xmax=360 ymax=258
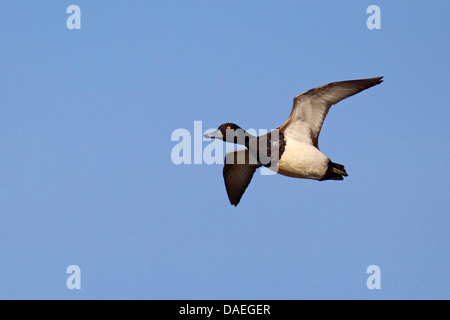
xmin=204 ymin=123 xmax=249 ymax=144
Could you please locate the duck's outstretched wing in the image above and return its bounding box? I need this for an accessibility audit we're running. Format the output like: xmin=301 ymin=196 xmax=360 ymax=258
xmin=280 ymin=77 xmax=383 ymax=148
xmin=223 ymin=149 xmax=261 ymax=206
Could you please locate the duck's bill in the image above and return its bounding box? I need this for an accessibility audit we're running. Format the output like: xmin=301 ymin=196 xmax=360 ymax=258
xmin=204 ymin=129 xmax=223 ymax=139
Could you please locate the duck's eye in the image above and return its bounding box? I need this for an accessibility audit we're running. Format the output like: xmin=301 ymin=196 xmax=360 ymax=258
xmin=226 ymin=126 xmax=231 ymax=130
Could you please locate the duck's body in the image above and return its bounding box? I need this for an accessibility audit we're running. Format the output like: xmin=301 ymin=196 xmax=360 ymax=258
xmin=273 ymin=135 xmax=329 ymax=180
xmin=248 ymin=129 xmax=344 ymax=181
xmin=205 ymin=77 xmax=383 ymax=206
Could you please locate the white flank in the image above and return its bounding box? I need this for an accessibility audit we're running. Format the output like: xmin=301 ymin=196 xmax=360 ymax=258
xmin=269 ymin=137 xmax=329 ymax=180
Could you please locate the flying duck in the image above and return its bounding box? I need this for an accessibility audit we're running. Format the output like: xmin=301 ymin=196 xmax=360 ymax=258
xmin=204 ymin=77 xmax=383 ymax=206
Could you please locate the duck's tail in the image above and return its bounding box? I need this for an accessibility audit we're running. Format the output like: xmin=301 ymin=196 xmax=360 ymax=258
xmin=321 ymin=161 xmax=348 ymax=181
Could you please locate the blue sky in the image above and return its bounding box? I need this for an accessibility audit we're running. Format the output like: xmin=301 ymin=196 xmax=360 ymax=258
xmin=1 ymin=1 xmax=449 ymax=299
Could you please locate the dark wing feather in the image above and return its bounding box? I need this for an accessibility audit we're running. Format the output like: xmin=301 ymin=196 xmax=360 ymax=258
xmin=223 ymin=150 xmax=261 ymax=206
